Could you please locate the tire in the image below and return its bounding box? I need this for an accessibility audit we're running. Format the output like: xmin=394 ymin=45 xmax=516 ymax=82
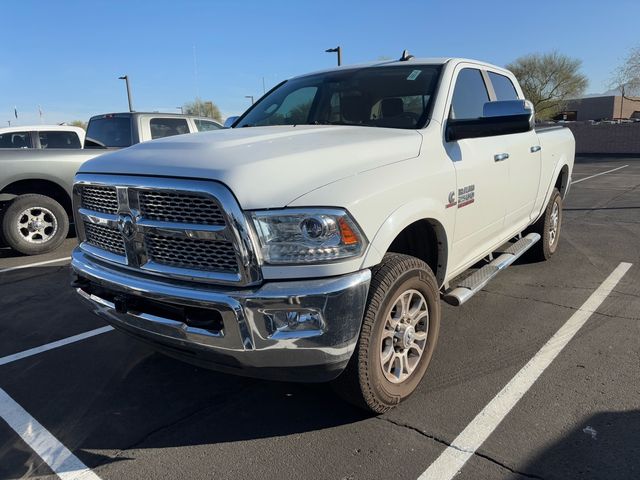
xmin=333 ymin=253 xmax=441 ymax=413
xmin=526 ymin=188 xmax=562 ymax=261
xmin=1 ymin=194 xmax=69 ymax=255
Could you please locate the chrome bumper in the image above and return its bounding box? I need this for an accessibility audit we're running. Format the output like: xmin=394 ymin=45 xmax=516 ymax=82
xmin=71 ymin=248 xmax=371 ymax=382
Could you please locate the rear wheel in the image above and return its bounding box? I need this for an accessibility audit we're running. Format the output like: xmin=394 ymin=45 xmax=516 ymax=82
xmin=527 ymin=188 xmax=562 ymax=261
xmin=333 ymin=253 xmax=441 ymax=413
xmin=1 ymin=194 xmax=69 ymax=255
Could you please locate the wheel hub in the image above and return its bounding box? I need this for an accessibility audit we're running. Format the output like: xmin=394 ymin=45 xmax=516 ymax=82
xmin=380 ymin=289 xmax=430 ymax=384
xmin=16 ymin=207 xmax=58 ymax=244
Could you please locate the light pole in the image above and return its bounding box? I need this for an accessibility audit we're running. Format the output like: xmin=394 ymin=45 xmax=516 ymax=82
xmin=176 ymin=106 xmax=184 ymax=114
xmin=245 ymin=95 xmax=254 ymax=105
xmin=325 ymin=46 xmax=342 ymax=66
xmin=118 ymin=75 xmax=134 ymax=112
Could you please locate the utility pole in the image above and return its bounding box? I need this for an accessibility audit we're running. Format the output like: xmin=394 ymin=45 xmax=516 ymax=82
xmin=118 ymin=75 xmax=134 ymax=112
xmin=245 ymin=95 xmax=254 ymax=105
xmin=325 ymin=46 xmax=342 ymax=66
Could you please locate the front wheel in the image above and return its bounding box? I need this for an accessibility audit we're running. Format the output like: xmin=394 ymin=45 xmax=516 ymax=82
xmin=333 ymin=253 xmax=441 ymax=413
xmin=1 ymin=194 xmax=69 ymax=255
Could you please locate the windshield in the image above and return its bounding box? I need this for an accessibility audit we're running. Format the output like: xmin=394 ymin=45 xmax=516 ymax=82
xmin=86 ymin=116 xmax=133 ymax=148
xmin=236 ymin=65 xmax=442 ymax=129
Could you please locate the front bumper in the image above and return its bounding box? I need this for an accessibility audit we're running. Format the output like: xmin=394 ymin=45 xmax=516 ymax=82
xmin=71 ymin=249 xmax=371 ymax=382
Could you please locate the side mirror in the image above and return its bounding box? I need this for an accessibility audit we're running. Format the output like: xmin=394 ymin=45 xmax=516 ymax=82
xmin=223 ymin=116 xmax=239 ymax=128
xmin=446 ymin=100 xmax=534 ymax=142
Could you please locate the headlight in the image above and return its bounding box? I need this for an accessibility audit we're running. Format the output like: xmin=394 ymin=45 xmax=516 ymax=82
xmin=249 ymin=208 xmax=367 ymax=264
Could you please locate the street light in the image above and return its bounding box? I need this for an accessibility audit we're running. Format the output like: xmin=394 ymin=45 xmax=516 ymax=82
xmin=118 ymin=75 xmax=134 ymax=112
xmin=245 ymin=95 xmax=254 ymax=105
xmin=325 ymin=46 xmax=342 ymax=66
xmin=176 ymin=106 xmax=184 ymax=114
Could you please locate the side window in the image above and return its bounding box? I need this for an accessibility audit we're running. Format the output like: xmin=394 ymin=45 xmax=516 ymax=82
xmin=488 ymin=72 xmax=519 ymax=101
xmin=39 ymin=131 xmax=81 ymax=149
xmin=450 ymin=68 xmax=489 ymax=120
xmin=0 ymin=131 xmax=32 ymax=148
xmin=150 ymin=118 xmax=190 ymax=139
xmin=194 ymin=119 xmax=221 ymax=132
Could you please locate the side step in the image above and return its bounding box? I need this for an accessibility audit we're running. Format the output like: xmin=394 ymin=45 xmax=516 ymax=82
xmin=442 ymin=232 xmax=541 ymax=307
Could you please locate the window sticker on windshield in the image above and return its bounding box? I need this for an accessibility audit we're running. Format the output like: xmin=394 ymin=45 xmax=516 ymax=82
xmin=407 ymin=70 xmax=422 ymax=81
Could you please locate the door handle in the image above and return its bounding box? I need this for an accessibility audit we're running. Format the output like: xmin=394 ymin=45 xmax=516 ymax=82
xmin=530 ymin=145 xmax=541 ymax=153
xmin=494 ymin=153 xmax=509 ymax=162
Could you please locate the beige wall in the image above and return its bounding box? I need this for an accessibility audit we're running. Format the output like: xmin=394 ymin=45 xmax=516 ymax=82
xmin=563 ymin=96 xmax=640 ymax=120
xmin=612 ymin=96 xmax=640 ymax=119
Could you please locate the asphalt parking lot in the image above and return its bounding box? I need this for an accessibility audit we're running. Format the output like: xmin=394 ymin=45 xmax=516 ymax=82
xmin=1 ymin=157 xmax=638 ymax=480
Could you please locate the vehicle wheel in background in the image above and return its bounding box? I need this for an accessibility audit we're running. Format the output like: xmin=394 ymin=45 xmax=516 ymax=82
xmin=526 ymin=188 xmax=562 ymax=261
xmin=333 ymin=253 xmax=441 ymax=413
xmin=1 ymin=194 xmax=69 ymax=255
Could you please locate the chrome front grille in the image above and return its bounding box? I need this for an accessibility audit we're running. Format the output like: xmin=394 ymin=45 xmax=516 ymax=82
xmin=139 ymin=191 xmax=225 ymax=225
xmin=74 ymin=176 xmax=261 ymax=286
xmin=84 ymin=222 xmax=126 ymax=256
xmin=145 ymin=233 xmax=238 ymax=272
xmin=80 ymin=185 xmax=118 ymax=214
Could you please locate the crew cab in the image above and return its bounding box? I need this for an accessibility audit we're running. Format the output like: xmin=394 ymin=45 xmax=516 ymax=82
xmin=0 ymin=112 xmax=221 ymax=255
xmin=70 ymin=56 xmax=574 ymax=412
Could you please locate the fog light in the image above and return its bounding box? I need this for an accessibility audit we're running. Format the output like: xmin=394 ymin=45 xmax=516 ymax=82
xmin=262 ymin=309 xmax=324 ymax=339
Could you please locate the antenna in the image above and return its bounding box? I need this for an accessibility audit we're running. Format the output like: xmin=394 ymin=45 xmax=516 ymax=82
xmin=399 ymin=49 xmax=414 ymax=61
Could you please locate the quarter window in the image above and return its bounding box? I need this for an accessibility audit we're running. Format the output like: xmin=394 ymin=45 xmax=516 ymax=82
xmin=488 ymin=72 xmax=519 ymax=101
xmin=450 ymin=68 xmax=489 ymax=120
xmin=194 ymin=119 xmax=221 ymax=132
xmin=150 ymin=118 xmax=190 ymax=139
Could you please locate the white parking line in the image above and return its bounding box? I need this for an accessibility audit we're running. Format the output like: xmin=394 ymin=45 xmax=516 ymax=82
xmin=418 ymin=261 xmax=632 ymax=480
xmin=571 ymin=165 xmax=629 ymax=184
xmin=0 ymin=326 xmax=114 ymax=367
xmin=0 ymin=256 xmax=71 ymax=274
xmin=0 ymin=388 xmax=102 ymax=480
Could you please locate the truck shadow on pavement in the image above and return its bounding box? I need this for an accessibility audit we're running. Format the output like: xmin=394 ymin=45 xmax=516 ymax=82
xmin=522 ymin=410 xmax=640 ymax=479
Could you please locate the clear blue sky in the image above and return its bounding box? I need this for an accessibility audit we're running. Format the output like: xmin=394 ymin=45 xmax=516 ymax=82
xmin=2 ymin=0 xmax=638 ymax=125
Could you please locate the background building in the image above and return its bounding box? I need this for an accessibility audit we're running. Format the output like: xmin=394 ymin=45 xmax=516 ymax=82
xmin=556 ymin=95 xmax=640 ymax=121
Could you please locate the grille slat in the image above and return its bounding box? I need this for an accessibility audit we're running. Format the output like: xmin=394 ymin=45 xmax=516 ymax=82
xmin=84 ymin=223 xmax=126 ymax=256
xmin=139 ymin=191 xmax=225 ymax=225
xmin=145 ymin=233 xmax=238 ymax=272
xmin=81 ymin=185 xmax=118 ymax=214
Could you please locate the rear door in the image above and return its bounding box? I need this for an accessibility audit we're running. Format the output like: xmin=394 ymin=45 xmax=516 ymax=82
xmin=445 ymin=67 xmax=509 ymax=271
xmin=487 ymin=71 xmax=541 ymax=231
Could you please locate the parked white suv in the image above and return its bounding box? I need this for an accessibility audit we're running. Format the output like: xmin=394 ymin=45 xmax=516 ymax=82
xmin=71 ymin=56 xmax=574 ymax=412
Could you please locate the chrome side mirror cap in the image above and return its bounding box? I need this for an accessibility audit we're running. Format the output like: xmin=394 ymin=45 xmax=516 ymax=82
xmin=482 ymin=99 xmax=533 ymax=118
xmin=224 ymin=116 xmax=239 ymax=128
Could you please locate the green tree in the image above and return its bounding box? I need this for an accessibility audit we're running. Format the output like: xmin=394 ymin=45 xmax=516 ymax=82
xmin=506 ymin=52 xmax=588 ymax=120
xmin=183 ymin=98 xmax=222 ymax=122
xmin=69 ymin=120 xmax=87 ymax=130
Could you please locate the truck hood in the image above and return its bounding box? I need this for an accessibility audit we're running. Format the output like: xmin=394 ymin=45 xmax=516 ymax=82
xmin=79 ymin=125 xmax=422 ymax=209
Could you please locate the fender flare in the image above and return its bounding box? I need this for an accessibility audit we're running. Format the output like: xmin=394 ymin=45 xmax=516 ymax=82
xmin=360 ymin=198 xmax=450 ymax=285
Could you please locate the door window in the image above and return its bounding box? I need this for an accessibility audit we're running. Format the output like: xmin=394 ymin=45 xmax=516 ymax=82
xmin=39 ymin=131 xmax=81 ymax=148
xmin=449 ymin=68 xmax=489 ymax=120
xmin=488 ymin=72 xmax=519 ymax=101
xmin=194 ymin=119 xmax=221 ymax=132
xmin=150 ymin=118 xmax=190 ymax=139
xmin=0 ymin=131 xmax=32 ymax=148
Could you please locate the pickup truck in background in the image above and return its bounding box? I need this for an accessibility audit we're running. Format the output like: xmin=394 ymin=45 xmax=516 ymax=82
xmin=70 ymin=56 xmax=574 ymax=412
xmin=0 ymin=112 xmax=221 ymax=255
xmin=0 ymin=125 xmax=85 ymax=149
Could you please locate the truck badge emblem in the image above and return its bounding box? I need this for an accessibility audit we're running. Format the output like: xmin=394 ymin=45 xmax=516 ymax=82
xmin=445 ymin=191 xmax=457 ymax=208
xmin=118 ymin=214 xmax=136 ymax=239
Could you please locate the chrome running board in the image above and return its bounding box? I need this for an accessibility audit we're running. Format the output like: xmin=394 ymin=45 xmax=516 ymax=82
xmin=443 ymin=233 xmax=541 ymax=307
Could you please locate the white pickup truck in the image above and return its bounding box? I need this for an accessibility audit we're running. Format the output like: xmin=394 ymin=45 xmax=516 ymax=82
xmin=71 ymin=56 xmax=574 ymax=412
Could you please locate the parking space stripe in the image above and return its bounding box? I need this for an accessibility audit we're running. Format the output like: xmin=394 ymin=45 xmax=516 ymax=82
xmin=0 ymin=326 xmax=114 ymax=367
xmin=0 ymin=387 xmax=102 ymax=480
xmin=0 ymin=257 xmax=71 ymax=274
xmin=418 ymin=261 xmax=632 ymax=480
xmin=571 ymin=165 xmax=629 ymax=184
